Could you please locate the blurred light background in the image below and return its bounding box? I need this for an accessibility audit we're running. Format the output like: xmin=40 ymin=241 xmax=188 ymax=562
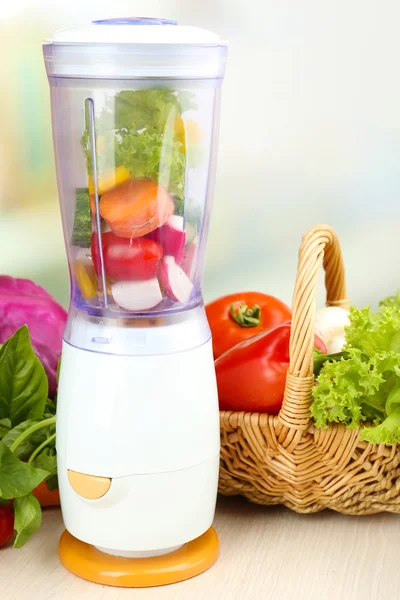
xmin=1 ymin=0 xmax=399 ymax=308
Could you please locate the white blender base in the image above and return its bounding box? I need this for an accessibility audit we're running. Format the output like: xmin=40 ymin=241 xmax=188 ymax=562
xmin=58 ymin=454 xmax=220 ymax=555
xmin=56 ymin=339 xmax=220 ymax=555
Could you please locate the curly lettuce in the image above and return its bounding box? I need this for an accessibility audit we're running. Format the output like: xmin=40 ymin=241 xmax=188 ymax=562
xmin=379 ymin=289 xmax=400 ymax=309
xmin=311 ymin=303 xmax=400 ymax=445
xmin=81 ymin=89 xmax=197 ymax=213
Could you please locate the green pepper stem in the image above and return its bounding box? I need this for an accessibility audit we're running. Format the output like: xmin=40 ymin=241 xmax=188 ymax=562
xmin=10 ymin=417 xmax=56 ymax=454
xmin=230 ymin=303 xmax=261 ymax=328
xmin=28 ymin=433 xmax=56 ymax=466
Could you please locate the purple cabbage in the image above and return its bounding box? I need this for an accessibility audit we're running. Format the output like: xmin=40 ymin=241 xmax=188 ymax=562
xmin=0 ymin=276 xmax=67 ymax=398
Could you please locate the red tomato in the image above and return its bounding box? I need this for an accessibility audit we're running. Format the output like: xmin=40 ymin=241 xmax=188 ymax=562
xmin=0 ymin=504 xmax=14 ymax=547
xmin=216 ymin=322 xmax=326 ymax=414
xmin=206 ymin=292 xmax=292 ymax=359
xmin=91 ymin=232 xmax=163 ymax=281
xmin=32 ymin=482 xmax=60 ymax=508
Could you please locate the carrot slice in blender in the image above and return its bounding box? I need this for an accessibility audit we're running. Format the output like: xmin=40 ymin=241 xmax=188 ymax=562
xmin=99 ymin=179 xmax=174 ymax=238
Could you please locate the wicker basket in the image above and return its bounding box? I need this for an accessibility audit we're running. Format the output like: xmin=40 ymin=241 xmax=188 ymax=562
xmin=219 ymin=224 xmax=400 ymax=515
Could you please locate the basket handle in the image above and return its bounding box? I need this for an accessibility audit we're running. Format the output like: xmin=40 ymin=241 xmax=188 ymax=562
xmin=278 ymin=225 xmax=350 ymax=431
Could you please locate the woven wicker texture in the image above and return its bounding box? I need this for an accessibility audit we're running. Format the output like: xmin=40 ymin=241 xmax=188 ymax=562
xmin=219 ymin=225 xmax=400 ymax=514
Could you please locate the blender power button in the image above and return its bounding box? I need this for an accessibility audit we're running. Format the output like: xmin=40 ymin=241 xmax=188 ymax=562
xmin=67 ymin=470 xmax=111 ymax=500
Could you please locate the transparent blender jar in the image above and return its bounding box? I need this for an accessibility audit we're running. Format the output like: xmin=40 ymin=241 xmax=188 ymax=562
xmin=43 ymin=18 xmax=228 ymax=355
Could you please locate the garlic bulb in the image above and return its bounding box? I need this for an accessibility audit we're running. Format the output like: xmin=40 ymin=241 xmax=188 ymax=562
xmin=314 ymin=307 xmax=350 ymax=353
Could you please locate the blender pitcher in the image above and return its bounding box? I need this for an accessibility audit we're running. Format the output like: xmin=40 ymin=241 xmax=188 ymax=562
xmin=43 ymin=17 xmax=228 ymax=586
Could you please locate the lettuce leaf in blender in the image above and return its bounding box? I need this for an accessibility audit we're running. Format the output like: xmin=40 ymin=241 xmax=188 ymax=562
xmin=81 ymin=89 xmax=197 ymax=212
xmin=71 ymin=188 xmax=92 ymax=248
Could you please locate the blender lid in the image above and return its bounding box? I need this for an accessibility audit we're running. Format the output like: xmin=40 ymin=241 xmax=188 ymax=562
xmin=43 ymin=17 xmax=228 ymax=79
xmin=45 ymin=17 xmax=227 ymax=46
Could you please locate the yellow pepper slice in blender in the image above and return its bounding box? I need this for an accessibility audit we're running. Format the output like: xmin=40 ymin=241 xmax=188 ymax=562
xmin=88 ymin=165 xmax=131 ymax=196
xmin=174 ymin=116 xmax=202 ymax=148
xmin=74 ymin=260 xmax=97 ymax=300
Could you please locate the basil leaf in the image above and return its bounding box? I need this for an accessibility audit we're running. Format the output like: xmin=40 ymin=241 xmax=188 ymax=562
xmin=45 ymin=475 xmax=58 ymax=491
xmin=0 ymin=441 xmax=49 ymax=499
xmin=44 ymin=398 xmax=56 ymax=417
xmin=0 ymin=326 xmax=48 ymax=426
xmin=2 ymin=420 xmax=42 ymax=459
xmin=0 ymin=418 xmax=11 ymax=438
xmin=14 ymin=494 xmax=42 ymax=548
xmin=33 ymin=448 xmax=57 ymax=476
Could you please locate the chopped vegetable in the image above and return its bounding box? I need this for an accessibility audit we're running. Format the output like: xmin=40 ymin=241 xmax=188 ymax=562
xmin=311 ymin=302 xmax=400 ymax=445
xmin=111 ymin=278 xmax=163 ymax=311
xmin=314 ymin=306 xmax=349 ymax=353
xmin=158 ymin=256 xmax=193 ymax=303
xmin=74 ymin=259 xmax=97 ymax=299
xmin=216 ymin=323 xmax=326 ymax=414
xmin=174 ymin=117 xmax=203 ymax=147
xmin=0 ymin=504 xmax=14 ymax=547
xmin=0 ymin=277 xmax=67 ymax=398
xmin=206 ymin=292 xmax=292 ymax=360
xmin=99 ymin=179 xmax=174 ymax=239
xmin=71 ymin=188 xmax=92 ymax=248
xmin=148 ymin=215 xmax=186 ymax=265
xmin=81 ymin=90 xmax=197 ymax=212
xmin=91 ymin=232 xmax=163 ymax=281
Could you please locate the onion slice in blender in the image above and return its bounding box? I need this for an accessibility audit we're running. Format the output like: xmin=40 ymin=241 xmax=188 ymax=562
xmin=158 ymin=256 xmax=193 ymax=304
xmin=111 ymin=279 xmax=163 ymax=311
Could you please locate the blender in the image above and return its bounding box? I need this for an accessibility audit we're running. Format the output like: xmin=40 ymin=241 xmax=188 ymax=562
xmin=43 ymin=17 xmax=228 ymax=587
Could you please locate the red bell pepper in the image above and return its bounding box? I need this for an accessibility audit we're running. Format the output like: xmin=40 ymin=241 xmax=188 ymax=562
xmin=216 ymin=322 xmax=326 ymax=414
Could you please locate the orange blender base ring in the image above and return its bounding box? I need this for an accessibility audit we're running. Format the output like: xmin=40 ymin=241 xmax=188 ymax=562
xmin=59 ymin=527 xmax=219 ymax=588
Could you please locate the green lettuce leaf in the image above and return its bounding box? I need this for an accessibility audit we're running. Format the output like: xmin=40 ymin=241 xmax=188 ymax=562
xmin=361 ymin=384 xmax=400 ymax=444
xmin=345 ymin=305 xmax=400 ymax=356
xmin=311 ymin=303 xmax=400 ymax=444
xmin=311 ymin=349 xmax=384 ymax=428
xmin=379 ymin=289 xmax=400 ymax=309
xmin=360 ymin=407 xmax=400 ymax=444
xmin=82 ymin=89 xmax=197 ymax=208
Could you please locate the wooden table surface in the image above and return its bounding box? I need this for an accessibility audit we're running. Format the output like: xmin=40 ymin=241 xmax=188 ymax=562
xmin=1 ymin=496 xmax=398 ymax=600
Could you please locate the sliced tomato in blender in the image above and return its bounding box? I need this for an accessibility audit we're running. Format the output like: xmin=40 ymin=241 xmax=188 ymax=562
xmin=91 ymin=232 xmax=163 ymax=281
